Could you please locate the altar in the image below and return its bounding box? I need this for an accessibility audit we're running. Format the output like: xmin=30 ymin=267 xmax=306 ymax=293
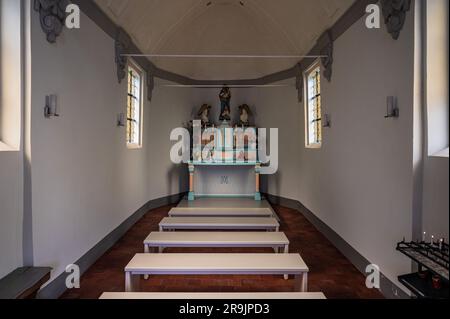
xmin=186 ymin=88 xmax=261 ymax=201
xmin=187 ymin=120 xmax=262 ymax=201
xmin=188 ymin=161 xmax=261 ymax=201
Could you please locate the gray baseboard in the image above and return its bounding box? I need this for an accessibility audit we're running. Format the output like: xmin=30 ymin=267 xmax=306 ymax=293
xmin=36 ymin=192 xmax=186 ymax=299
xmin=264 ymin=193 xmax=410 ymax=299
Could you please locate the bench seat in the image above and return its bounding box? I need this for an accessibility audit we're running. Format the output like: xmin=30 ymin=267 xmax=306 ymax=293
xmin=0 ymin=267 xmax=51 ymax=299
xmin=144 ymin=231 xmax=289 ymax=253
xmin=100 ymin=292 xmax=325 ymax=299
xmin=124 ymin=253 xmax=308 ymax=292
xmin=168 ymin=207 xmax=274 ymax=217
xmin=159 ymin=217 xmax=280 ymax=232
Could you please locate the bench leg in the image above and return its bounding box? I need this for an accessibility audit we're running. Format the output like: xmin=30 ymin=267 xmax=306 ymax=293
xmin=158 ymin=246 xmax=164 ymax=253
xmin=275 ymin=226 xmax=279 ymax=232
xmin=294 ymin=273 xmax=308 ymax=292
xmin=159 ymin=225 xmax=163 ymax=232
xmin=284 ymin=244 xmax=289 ymax=280
xmin=143 ymin=245 xmax=150 ymax=280
xmin=125 ymin=272 xmax=140 ymax=292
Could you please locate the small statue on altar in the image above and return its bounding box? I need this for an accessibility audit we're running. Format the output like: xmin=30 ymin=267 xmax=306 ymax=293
xmin=219 ymin=86 xmax=231 ymax=122
xmin=238 ymin=104 xmax=253 ymax=126
xmin=197 ymin=104 xmax=212 ymax=127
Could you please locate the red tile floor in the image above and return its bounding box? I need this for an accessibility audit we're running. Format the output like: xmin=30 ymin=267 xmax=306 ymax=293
xmin=61 ymin=204 xmax=383 ymax=299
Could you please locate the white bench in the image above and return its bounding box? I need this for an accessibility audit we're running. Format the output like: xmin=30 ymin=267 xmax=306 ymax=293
xmin=124 ymin=253 xmax=309 ymax=292
xmin=144 ymin=232 xmax=289 ymax=253
xmin=159 ymin=217 xmax=280 ymax=232
xmin=168 ymin=208 xmax=274 ymax=217
xmin=143 ymin=232 xmax=290 ymax=280
xmin=100 ymin=292 xmax=325 ymax=299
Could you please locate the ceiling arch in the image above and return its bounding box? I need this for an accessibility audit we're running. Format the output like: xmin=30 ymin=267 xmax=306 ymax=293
xmin=95 ymin=0 xmax=355 ymax=80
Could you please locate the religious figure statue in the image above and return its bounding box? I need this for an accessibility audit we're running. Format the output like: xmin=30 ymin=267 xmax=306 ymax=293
xmin=238 ymin=104 xmax=253 ymax=127
xmin=219 ymin=86 xmax=231 ymax=122
xmin=197 ymin=104 xmax=212 ymax=127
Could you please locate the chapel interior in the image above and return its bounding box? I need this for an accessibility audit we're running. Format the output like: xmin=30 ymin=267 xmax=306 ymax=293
xmin=0 ymin=0 xmax=448 ymax=300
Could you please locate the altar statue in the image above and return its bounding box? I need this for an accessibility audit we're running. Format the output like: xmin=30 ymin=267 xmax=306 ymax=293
xmin=219 ymin=86 xmax=231 ymax=122
xmin=197 ymin=104 xmax=212 ymax=127
xmin=238 ymin=104 xmax=253 ymax=126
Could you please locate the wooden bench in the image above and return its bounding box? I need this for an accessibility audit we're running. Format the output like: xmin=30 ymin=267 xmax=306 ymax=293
xmin=143 ymin=232 xmax=290 ymax=280
xmin=124 ymin=253 xmax=308 ymax=292
xmin=159 ymin=217 xmax=280 ymax=232
xmin=168 ymin=207 xmax=274 ymax=217
xmin=100 ymin=292 xmax=325 ymax=299
xmin=144 ymin=231 xmax=289 ymax=253
xmin=0 ymin=267 xmax=51 ymax=299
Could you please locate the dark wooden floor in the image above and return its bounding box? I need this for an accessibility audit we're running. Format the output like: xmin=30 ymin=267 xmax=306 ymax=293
xmin=61 ymin=204 xmax=383 ymax=299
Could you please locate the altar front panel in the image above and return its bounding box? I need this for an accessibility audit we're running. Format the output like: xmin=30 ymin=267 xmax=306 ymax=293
xmin=194 ymin=166 xmax=255 ymax=197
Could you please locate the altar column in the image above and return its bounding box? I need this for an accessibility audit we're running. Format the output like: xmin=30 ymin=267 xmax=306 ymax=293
xmin=188 ymin=163 xmax=195 ymax=201
xmin=255 ymin=163 xmax=261 ymax=201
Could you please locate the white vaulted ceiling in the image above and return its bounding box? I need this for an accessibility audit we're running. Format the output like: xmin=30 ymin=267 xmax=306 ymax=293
xmin=94 ymin=0 xmax=355 ymax=80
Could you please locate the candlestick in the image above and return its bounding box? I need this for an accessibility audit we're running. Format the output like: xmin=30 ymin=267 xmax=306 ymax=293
xmin=431 ymin=235 xmax=434 ymax=245
xmin=439 ymin=239 xmax=443 ymax=251
xmin=422 ymin=232 xmax=426 ymax=242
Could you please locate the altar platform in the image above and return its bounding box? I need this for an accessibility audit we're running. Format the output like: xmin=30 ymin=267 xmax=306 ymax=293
xmin=178 ymin=198 xmax=271 ymax=209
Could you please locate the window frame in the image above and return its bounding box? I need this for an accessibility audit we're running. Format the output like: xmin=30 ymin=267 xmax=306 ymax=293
xmin=304 ymin=60 xmax=323 ymax=149
xmin=126 ymin=60 xmax=144 ymax=149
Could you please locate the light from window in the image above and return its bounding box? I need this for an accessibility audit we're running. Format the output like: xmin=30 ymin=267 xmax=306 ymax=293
xmin=127 ymin=62 xmax=143 ymax=147
xmin=426 ymin=0 xmax=449 ymax=156
xmin=305 ymin=62 xmax=322 ymax=148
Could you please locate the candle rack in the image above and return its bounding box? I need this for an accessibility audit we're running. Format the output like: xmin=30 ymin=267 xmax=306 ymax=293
xmin=397 ymin=240 xmax=449 ymax=299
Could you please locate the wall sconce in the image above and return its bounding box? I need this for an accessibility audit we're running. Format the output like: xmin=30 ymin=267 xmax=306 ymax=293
xmin=385 ymin=96 xmax=399 ymax=118
xmin=117 ymin=113 xmax=126 ymax=127
xmin=44 ymin=94 xmax=59 ymax=118
xmin=323 ymin=114 xmax=331 ymax=128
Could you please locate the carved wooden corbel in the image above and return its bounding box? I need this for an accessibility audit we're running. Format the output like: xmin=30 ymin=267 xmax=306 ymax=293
xmin=380 ymin=0 xmax=412 ymax=40
xmin=115 ymin=28 xmax=132 ymax=83
xmin=319 ymin=30 xmax=333 ymax=82
xmin=34 ymin=0 xmax=70 ymax=43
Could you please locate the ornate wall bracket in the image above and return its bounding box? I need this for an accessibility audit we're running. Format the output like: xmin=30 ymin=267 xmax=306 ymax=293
xmin=319 ymin=30 xmax=333 ymax=82
xmin=115 ymin=28 xmax=154 ymax=101
xmin=34 ymin=0 xmax=70 ymax=43
xmin=381 ymin=0 xmax=412 ymax=40
xmin=115 ymin=28 xmax=132 ymax=83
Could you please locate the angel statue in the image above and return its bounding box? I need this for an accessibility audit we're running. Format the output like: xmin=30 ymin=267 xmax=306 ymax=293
xmin=238 ymin=104 xmax=253 ymax=127
xmin=219 ymin=86 xmax=231 ymax=122
xmin=197 ymin=104 xmax=212 ymax=127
